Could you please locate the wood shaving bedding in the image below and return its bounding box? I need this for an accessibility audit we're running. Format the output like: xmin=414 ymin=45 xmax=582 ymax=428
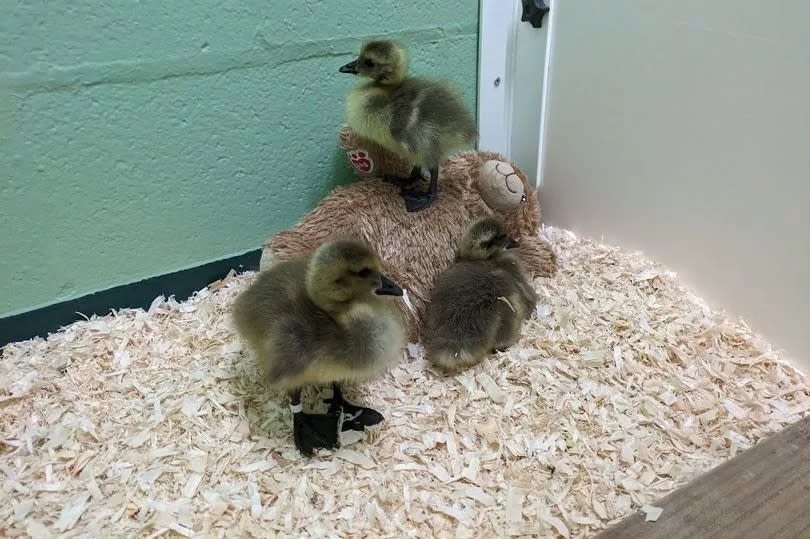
xmin=1 ymin=227 xmax=807 ymax=538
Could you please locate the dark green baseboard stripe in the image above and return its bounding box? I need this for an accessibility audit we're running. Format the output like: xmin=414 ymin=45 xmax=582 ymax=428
xmin=0 ymin=249 xmax=261 ymax=349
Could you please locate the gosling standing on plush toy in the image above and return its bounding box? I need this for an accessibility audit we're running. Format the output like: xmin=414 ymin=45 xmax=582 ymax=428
xmin=340 ymin=40 xmax=477 ymax=212
xmin=232 ymin=238 xmax=406 ymax=456
xmin=423 ymin=218 xmax=537 ymax=372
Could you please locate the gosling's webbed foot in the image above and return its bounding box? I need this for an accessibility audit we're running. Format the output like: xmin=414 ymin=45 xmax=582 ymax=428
xmin=401 ymin=166 xmax=438 ymax=212
xmin=402 ymin=189 xmax=437 ymax=212
xmin=385 ymin=166 xmax=425 ymax=192
xmin=325 ymin=386 xmax=385 ymax=432
xmin=292 ymin=411 xmax=341 ymax=456
xmin=342 ymin=403 xmax=385 ymax=431
xmin=383 ymin=174 xmax=413 ymax=186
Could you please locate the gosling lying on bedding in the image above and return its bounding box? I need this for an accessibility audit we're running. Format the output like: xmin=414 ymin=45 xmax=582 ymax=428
xmin=423 ymin=218 xmax=537 ymax=373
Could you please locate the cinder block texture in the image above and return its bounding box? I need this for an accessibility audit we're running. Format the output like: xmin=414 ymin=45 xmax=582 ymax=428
xmin=0 ymin=1 xmax=479 ymax=316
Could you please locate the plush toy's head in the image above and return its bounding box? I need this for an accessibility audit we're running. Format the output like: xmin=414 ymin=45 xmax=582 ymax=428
xmin=478 ymin=160 xmax=527 ymax=212
xmin=261 ymin=127 xmax=556 ymax=340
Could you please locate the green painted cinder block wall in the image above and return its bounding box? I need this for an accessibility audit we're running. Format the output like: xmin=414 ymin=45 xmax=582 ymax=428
xmin=0 ymin=2 xmax=480 ymax=318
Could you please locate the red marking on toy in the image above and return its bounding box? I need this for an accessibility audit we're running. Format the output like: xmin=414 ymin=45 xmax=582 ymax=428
xmin=348 ymin=149 xmax=373 ymax=174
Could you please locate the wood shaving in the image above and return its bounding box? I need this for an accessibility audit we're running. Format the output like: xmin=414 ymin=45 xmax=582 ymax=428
xmin=497 ymin=296 xmax=517 ymax=313
xmin=1 ymin=227 xmax=807 ymax=537
xmin=641 ymin=504 xmax=664 ymax=522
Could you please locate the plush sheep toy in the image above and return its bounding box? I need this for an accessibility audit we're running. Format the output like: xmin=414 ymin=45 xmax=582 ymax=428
xmin=261 ymin=126 xmax=556 ymax=340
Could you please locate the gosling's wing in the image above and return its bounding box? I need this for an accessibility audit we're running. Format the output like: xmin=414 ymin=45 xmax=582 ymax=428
xmin=234 ymin=261 xmax=323 ymax=385
xmin=388 ymin=81 xmax=439 ymax=160
xmin=496 ymin=256 xmax=538 ymax=316
xmin=426 ymin=263 xmax=506 ymax=349
xmin=390 ymin=79 xmax=476 ymax=161
xmin=417 ymin=81 xmax=477 ymax=142
xmin=517 ymin=277 xmax=538 ymax=316
xmin=232 ymin=261 xmax=303 ymax=337
xmin=264 ymin=311 xmax=321 ymax=384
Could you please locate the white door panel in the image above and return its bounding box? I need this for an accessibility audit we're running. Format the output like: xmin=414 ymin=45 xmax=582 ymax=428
xmin=478 ymin=0 xmax=551 ymax=186
xmin=540 ymin=0 xmax=810 ymax=369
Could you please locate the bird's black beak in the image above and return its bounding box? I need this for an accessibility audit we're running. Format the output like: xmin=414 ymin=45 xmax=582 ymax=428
xmin=375 ymin=274 xmax=403 ymax=296
xmin=506 ymin=237 xmax=519 ymax=249
xmin=339 ymin=60 xmax=359 ymax=74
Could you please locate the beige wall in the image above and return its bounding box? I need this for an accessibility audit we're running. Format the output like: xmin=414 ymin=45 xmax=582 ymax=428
xmin=541 ymin=1 xmax=810 ymax=370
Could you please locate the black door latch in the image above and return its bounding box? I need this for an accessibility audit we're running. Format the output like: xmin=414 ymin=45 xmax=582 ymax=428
xmin=521 ymin=0 xmax=550 ymax=28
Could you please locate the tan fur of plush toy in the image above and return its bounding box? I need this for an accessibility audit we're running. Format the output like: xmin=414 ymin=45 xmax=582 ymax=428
xmin=261 ymin=126 xmax=556 ymax=340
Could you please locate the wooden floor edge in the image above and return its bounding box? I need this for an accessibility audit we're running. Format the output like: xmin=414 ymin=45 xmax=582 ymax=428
xmin=596 ymin=415 xmax=810 ymax=538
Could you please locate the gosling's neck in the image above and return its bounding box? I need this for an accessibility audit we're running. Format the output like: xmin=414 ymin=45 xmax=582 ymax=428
xmin=455 ymin=249 xmax=512 ymax=263
xmin=306 ymin=275 xmax=347 ymax=315
xmin=309 ymin=295 xmax=347 ymax=316
xmin=455 ymin=245 xmax=487 ymax=262
xmin=307 ymin=288 xmax=380 ymax=326
xmin=391 ymin=44 xmax=409 ymax=84
xmin=375 ymin=69 xmax=406 ymax=88
xmin=332 ymin=301 xmax=381 ymax=327
xmin=373 ymin=50 xmax=408 ymax=88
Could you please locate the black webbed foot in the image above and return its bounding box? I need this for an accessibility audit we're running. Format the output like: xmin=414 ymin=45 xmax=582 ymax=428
xmin=385 ymin=165 xmax=424 ymax=189
xmin=292 ymin=411 xmax=341 ymax=456
xmin=401 ymin=166 xmax=438 ymax=212
xmin=402 ymin=189 xmax=437 ymax=212
xmin=289 ymin=388 xmax=340 ymax=456
xmin=383 ymin=174 xmax=413 ymax=186
xmin=324 ymin=384 xmax=385 ymax=432
xmin=330 ymin=400 xmax=385 ymax=431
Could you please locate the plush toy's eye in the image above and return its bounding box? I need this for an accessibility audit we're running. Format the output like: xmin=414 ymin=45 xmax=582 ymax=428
xmin=364 ymin=58 xmax=374 ymax=67
xmin=521 ymin=194 xmax=527 ymax=203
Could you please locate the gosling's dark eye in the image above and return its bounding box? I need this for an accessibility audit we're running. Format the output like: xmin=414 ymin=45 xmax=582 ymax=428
xmin=357 ymin=268 xmax=372 ymax=278
xmin=364 ymin=58 xmax=374 ymax=67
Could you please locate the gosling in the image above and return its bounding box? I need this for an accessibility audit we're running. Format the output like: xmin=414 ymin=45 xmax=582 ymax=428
xmin=232 ymin=238 xmax=406 ymax=456
xmin=340 ymin=39 xmax=477 ymax=212
xmin=423 ymin=218 xmax=537 ymax=373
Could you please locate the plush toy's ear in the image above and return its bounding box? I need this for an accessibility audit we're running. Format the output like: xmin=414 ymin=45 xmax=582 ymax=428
xmin=338 ymin=125 xmax=411 ymax=180
xmin=513 ymin=234 xmax=557 ymax=278
xmin=477 ymin=160 xmax=526 ymax=212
